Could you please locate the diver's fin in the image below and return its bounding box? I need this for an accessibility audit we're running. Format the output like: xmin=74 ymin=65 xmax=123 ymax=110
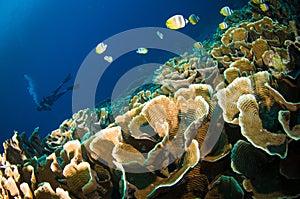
xmin=66 ymin=84 xmax=79 ymax=91
xmin=63 ymin=73 xmax=72 ymax=84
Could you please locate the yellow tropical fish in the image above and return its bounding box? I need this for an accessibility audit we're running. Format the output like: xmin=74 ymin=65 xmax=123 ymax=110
xmin=104 ymin=55 xmax=113 ymax=63
xmin=260 ymin=3 xmax=269 ymax=12
xmin=252 ymin=0 xmax=264 ymax=4
xmin=188 ymin=14 xmax=200 ymax=25
xmin=95 ymin=42 xmax=107 ymax=54
xmin=220 ymin=6 xmax=233 ymax=16
xmin=136 ymin=48 xmax=148 ymax=54
xmin=219 ymin=22 xmax=228 ymax=30
xmin=166 ymin=15 xmax=189 ymax=30
xmin=193 ymin=42 xmax=203 ymax=49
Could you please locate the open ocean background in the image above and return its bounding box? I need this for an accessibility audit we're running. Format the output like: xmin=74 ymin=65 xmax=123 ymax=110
xmin=0 ymin=0 xmax=248 ymax=150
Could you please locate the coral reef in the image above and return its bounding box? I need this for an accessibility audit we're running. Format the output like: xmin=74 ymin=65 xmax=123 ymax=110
xmin=1 ymin=0 xmax=300 ymax=198
xmin=211 ymin=16 xmax=295 ymax=73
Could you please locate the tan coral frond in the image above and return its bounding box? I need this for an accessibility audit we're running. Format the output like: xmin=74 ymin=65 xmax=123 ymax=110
xmin=20 ymin=182 xmax=33 ymax=199
xmin=87 ymin=127 xmax=121 ymax=166
xmin=3 ymin=177 xmax=20 ymax=196
xmin=72 ymin=108 xmax=102 ymax=139
xmin=278 ymin=110 xmax=300 ymax=140
xmin=217 ymin=77 xmax=253 ymax=124
xmin=62 ymin=140 xmax=81 ymax=161
xmin=179 ymin=96 xmax=210 ymax=149
xmin=34 ymin=182 xmax=56 ymax=199
xmin=34 ymin=182 xmax=71 ymax=199
xmin=176 ymin=96 xmax=209 ymax=120
xmin=22 ymin=164 xmax=36 ymax=191
xmin=221 ymin=27 xmax=235 ymax=45
xmin=252 ymin=71 xmax=274 ymax=110
xmin=47 ymin=153 xmax=62 ymax=173
xmin=112 ymin=142 xmax=146 ymax=165
xmin=175 ymin=84 xmax=213 ymax=105
xmin=237 ymin=94 xmax=287 ymax=158
xmin=229 ymin=57 xmax=255 ymax=75
xmin=128 ymin=115 xmax=149 ymax=138
xmin=265 ymin=83 xmax=300 ymax=111
xmin=231 ymin=28 xmax=248 ymax=42
xmin=251 ymin=38 xmax=270 ymax=60
xmin=224 ymin=67 xmax=240 ymax=84
xmin=141 ymin=95 xmax=178 ymax=137
xmin=134 ymin=140 xmax=200 ymax=199
xmin=63 ymin=161 xmax=91 ymax=193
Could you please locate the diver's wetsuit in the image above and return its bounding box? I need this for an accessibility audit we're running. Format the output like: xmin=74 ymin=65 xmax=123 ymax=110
xmin=37 ymin=74 xmax=76 ymax=111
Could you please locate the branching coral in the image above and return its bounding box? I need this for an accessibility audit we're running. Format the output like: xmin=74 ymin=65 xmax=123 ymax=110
xmin=0 ymin=133 xmax=113 ymax=199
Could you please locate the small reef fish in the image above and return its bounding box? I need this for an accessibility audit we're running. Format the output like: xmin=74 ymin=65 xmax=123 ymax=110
xmin=166 ymin=15 xmax=189 ymax=30
xmin=220 ymin=6 xmax=233 ymax=16
xmin=95 ymin=42 xmax=107 ymax=54
xmin=136 ymin=48 xmax=148 ymax=54
xmin=156 ymin=31 xmax=163 ymax=39
xmin=193 ymin=42 xmax=203 ymax=49
xmin=219 ymin=22 xmax=228 ymax=30
xmin=260 ymin=3 xmax=269 ymax=12
xmin=251 ymin=0 xmax=264 ymax=4
xmin=188 ymin=14 xmax=200 ymax=25
xmin=104 ymin=55 xmax=113 ymax=63
xmin=251 ymin=0 xmax=268 ymax=12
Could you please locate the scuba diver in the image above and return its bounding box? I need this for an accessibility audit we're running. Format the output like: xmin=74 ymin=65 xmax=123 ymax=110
xmin=37 ymin=74 xmax=78 ymax=111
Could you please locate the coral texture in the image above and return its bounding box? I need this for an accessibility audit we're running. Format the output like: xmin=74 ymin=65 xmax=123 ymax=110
xmin=1 ymin=0 xmax=300 ymax=198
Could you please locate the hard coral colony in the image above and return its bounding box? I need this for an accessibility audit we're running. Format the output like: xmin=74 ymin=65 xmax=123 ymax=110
xmin=1 ymin=0 xmax=300 ymax=198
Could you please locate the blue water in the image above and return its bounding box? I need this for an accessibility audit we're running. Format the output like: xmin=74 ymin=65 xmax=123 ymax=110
xmin=0 ymin=0 xmax=247 ymax=149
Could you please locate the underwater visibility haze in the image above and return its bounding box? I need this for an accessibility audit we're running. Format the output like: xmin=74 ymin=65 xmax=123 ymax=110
xmin=0 ymin=0 xmax=246 ymax=146
xmin=0 ymin=0 xmax=299 ymax=198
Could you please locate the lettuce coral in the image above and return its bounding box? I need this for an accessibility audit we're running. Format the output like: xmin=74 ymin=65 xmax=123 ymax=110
xmin=1 ymin=0 xmax=300 ymax=198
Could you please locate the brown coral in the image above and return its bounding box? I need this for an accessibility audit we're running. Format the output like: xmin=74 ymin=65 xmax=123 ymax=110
xmin=211 ymin=16 xmax=295 ymax=70
xmin=229 ymin=57 xmax=255 ymax=75
xmin=237 ymin=94 xmax=287 ymax=158
xmin=63 ymin=161 xmax=91 ymax=195
xmin=1 ymin=1 xmax=300 ymax=199
xmin=216 ymin=77 xmax=253 ymax=124
xmin=205 ymin=175 xmax=244 ymax=199
xmin=231 ymin=27 xmax=248 ymax=42
xmin=278 ymin=110 xmax=300 ymax=140
xmin=251 ymin=38 xmax=270 ymax=66
xmin=34 ymin=182 xmax=71 ymax=199
xmin=85 ymin=86 xmax=214 ymax=198
xmin=224 ymin=67 xmax=240 ymax=84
